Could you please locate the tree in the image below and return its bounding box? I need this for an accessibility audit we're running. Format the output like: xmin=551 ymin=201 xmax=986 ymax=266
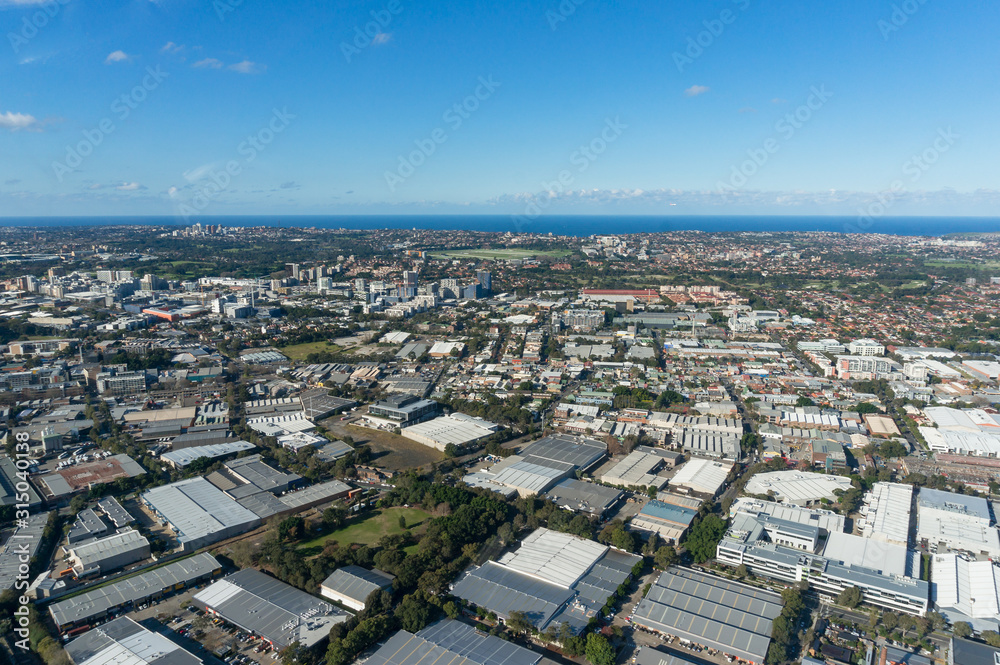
xmin=734 ymin=564 xmax=749 ymax=579
xmin=983 ymin=631 xmax=1000 ymax=648
xmin=953 ymin=621 xmax=973 ymax=638
xmin=653 ymin=545 xmax=678 ymax=569
xmin=507 ymin=610 xmax=533 ymax=635
xmin=684 ymin=514 xmax=726 ymax=563
xmin=796 ymin=395 xmax=815 ymax=407
xmin=585 ymin=633 xmax=615 ymax=665
xmin=444 ymin=443 xmax=458 ymax=458
xmin=398 ymin=515 xmax=407 ymax=530
xmin=837 ymin=586 xmax=863 ymax=609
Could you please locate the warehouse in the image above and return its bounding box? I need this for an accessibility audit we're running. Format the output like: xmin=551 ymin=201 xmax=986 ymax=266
xmin=213 ymin=454 xmax=303 ymax=496
xmin=367 ymin=620 xmax=540 ymax=665
xmin=858 ymin=482 xmax=913 ymax=546
xmin=451 ymin=528 xmax=640 ymax=633
xmin=669 ymin=458 xmax=732 ymax=497
xmin=38 ymin=454 xmax=146 ymax=500
xmin=631 ymin=567 xmax=782 ymax=664
xmin=67 ymin=508 xmax=110 ymax=544
xmin=320 ymin=566 xmax=395 ymax=611
xmin=519 ymin=433 xmax=607 ymax=473
xmin=600 ymin=450 xmax=668 ymax=489
xmin=743 ymin=470 xmax=852 ymax=506
xmin=368 ymin=394 xmax=440 ymax=426
xmin=917 ymin=488 xmax=1000 ymax=556
xmin=674 ymin=429 xmax=740 ymax=460
xmin=298 ymin=388 xmax=356 ymax=420
xmin=0 ymin=511 xmax=50 ymax=593
xmin=160 ymin=440 xmax=255 ymax=469
xmin=401 ymin=413 xmax=499 ymax=451
xmin=141 ymin=477 xmax=262 ymax=551
xmin=277 ymin=479 xmax=353 ymax=511
xmin=543 ymin=478 xmax=622 ymax=519
xmin=629 ymin=500 xmax=697 ymax=544
xmin=932 ymin=554 xmax=1000 ymax=630
xmin=822 ymin=532 xmax=910 ymax=577
xmin=65 ymin=617 xmax=204 ymax=665
xmin=49 ymin=553 xmax=223 ymax=631
xmin=194 ymin=568 xmax=348 ymax=648
xmin=314 ymin=439 xmax=355 ymax=462
xmin=67 ymin=529 xmax=151 ymax=576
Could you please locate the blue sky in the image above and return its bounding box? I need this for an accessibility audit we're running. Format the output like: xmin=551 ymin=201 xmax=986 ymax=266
xmin=1 ymin=0 xmax=998 ymax=217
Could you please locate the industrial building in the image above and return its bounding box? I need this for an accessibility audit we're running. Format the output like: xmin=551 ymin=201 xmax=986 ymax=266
xmin=67 ymin=508 xmax=111 ymax=544
xmin=367 ymin=620 xmax=541 ymax=665
xmin=858 ymin=482 xmax=914 ymax=546
xmin=210 ymin=454 xmax=304 ymax=496
xmin=743 ymin=470 xmax=852 ymax=506
xmin=0 ymin=455 xmax=44 ymax=511
xmin=600 ymin=449 xmax=668 ymax=489
xmin=932 ymin=554 xmax=1000 ymax=631
xmin=319 ymin=566 xmax=395 ymax=611
xmin=49 ymin=553 xmax=223 ymax=631
xmin=0 ymin=511 xmax=50 ymax=593
xmin=463 ymin=434 xmax=607 ymax=498
xmin=668 ymin=458 xmax=732 ymax=497
xmin=543 ymin=478 xmax=622 ymax=519
xmin=631 ymin=567 xmax=782 ymax=664
xmin=401 ymin=413 xmax=499 ymax=451
xmin=950 ymin=637 xmax=1000 ymax=665
xmin=67 ymin=529 xmax=151 ymax=576
xmin=194 ymin=568 xmax=348 ymax=648
xmin=916 ymin=488 xmax=1000 ymax=556
xmin=65 ymin=617 xmax=204 ymax=665
xmin=368 ymin=394 xmax=440 ymax=426
xmin=160 ymin=440 xmax=255 ymax=469
xmin=451 ymin=528 xmax=640 ymax=633
xmin=37 ymin=454 xmax=146 ymax=500
xmin=629 ymin=500 xmax=698 ymax=544
xmin=141 ymin=477 xmax=262 ymax=551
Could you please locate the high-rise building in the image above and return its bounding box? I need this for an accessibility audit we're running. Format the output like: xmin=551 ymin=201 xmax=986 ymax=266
xmin=477 ymin=270 xmax=491 ymax=294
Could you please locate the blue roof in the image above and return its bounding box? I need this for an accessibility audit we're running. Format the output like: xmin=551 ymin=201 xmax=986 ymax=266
xmin=638 ymin=500 xmax=698 ymax=527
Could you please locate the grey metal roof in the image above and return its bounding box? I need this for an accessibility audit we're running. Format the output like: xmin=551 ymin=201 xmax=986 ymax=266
xmin=160 ymin=441 xmax=255 ymax=467
xmin=314 ymin=440 xmax=354 ymax=462
xmin=49 ymin=553 xmax=222 ymax=627
xmin=633 ymin=647 xmax=703 ymax=665
xmin=543 ymin=478 xmax=622 ymax=515
xmin=519 ymin=434 xmax=606 ymax=472
xmin=68 ymin=508 xmax=110 ymax=544
xmin=368 ymin=620 xmax=540 ymax=665
xmin=950 ymin=637 xmax=1000 ymax=665
xmin=631 ymin=568 xmax=782 ymax=663
xmin=278 ymin=479 xmax=352 ymax=509
xmin=65 ymin=617 xmax=203 ymax=665
xmin=320 ymin=566 xmax=394 ymax=604
xmin=97 ymin=497 xmax=134 ymax=528
xmin=0 ymin=511 xmax=49 ymax=592
xmin=451 ymin=561 xmax=572 ymax=629
xmin=193 ymin=569 xmax=347 ymax=648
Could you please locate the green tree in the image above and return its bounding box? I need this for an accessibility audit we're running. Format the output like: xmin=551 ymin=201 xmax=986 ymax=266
xmin=953 ymin=621 xmax=973 ymax=638
xmin=837 ymin=586 xmax=863 ymax=609
xmin=653 ymin=545 xmax=678 ymax=569
xmin=506 ymin=610 xmax=533 ymax=635
xmin=684 ymin=514 xmax=726 ymax=563
xmin=982 ymin=631 xmax=1000 ymax=648
xmin=585 ymin=633 xmax=615 ymax=665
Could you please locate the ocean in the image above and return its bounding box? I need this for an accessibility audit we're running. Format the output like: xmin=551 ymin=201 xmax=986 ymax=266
xmin=1 ymin=215 xmax=998 ymax=237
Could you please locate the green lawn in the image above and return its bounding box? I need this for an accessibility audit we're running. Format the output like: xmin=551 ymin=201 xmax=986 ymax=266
xmin=430 ymin=248 xmax=570 ymax=260
xmin=279 ymin=341 xmax=342 ymax=361
xmin=297 ymin=507 xmax=432 ymax=556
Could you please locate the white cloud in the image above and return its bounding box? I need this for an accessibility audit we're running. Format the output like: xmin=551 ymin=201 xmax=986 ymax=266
xmin=105 ymin=50 xmax=131 ymax=64
xmin=684 ymin=85 xmax=710 ymax=97
xmin=160 ymin=41 xmax=184 ymax=54
xmin=193 ymin=58 xmax=224 ymax=69
xmin=371 ymin=32 xmax=392 ymax=45
xmin=0 ymin=111 xmax=38 ymax=131
xmin=228 ymin=60 xmax=264 ymax=74
xmin=0 ymin=0 xmax=53 ymax=6
xmin=771 ymin=97 xmax=787 ymax=104
xmin=116 ymin=182 xmax=144 ymax=191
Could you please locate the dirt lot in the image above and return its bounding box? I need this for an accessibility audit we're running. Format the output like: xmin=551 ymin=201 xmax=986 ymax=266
xmin=323 ymin=421 xmax=444 ymax=471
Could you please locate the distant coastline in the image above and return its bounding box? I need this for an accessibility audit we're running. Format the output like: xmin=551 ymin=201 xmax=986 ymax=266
xmin=0 ymin=215 xmax=998 ymax=237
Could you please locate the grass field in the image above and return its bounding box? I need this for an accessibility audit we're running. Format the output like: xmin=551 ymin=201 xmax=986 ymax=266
xmin=279 ymin=341 xmax=342 ymax=361
xmin=297 ymin=507 xmax=432 ymax=555
xmin=430 ymin=248 xmax=571 ymax=260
